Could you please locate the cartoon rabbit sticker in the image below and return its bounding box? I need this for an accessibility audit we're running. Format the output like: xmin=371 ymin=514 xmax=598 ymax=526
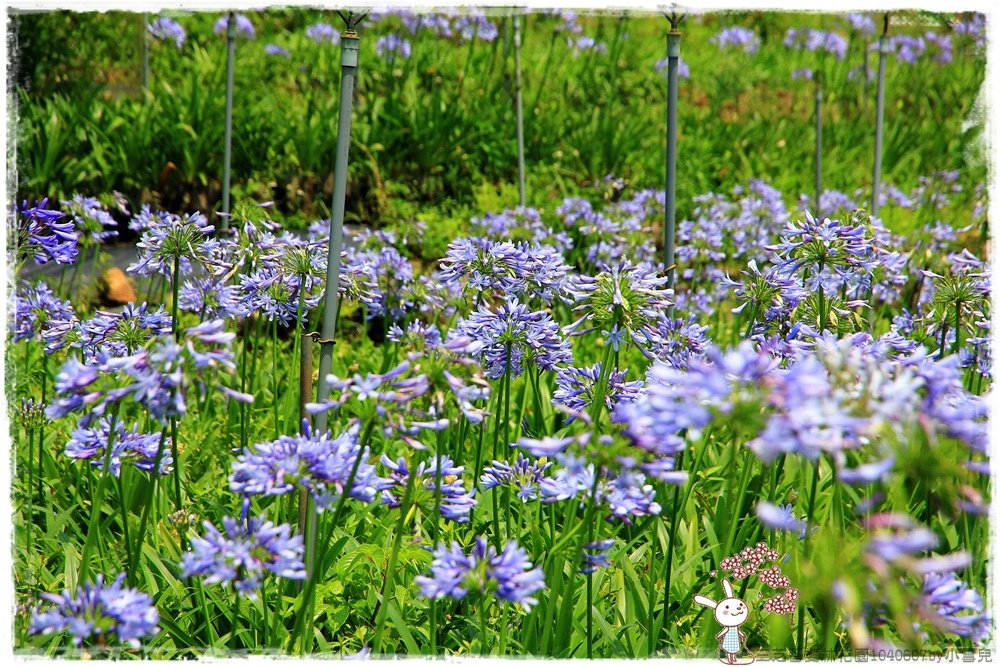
xmin=693 ymin=579 xmax=755 ymax=665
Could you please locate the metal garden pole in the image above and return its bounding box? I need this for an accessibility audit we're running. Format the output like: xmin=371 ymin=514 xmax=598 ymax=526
xmin=664 ymin=13 xmax=683 ymax=301
xmin=814 ymin=74 xmax=822 ymax=218
xmin=872 ymin=14 xmax=889 ymax=221
xmin=220 ymin=12 xmax=235 ymax=231
xmin=315 ymin=12 xmax=364 ymax=436
xmin=514 ymin=11 xmax=526 ymax=207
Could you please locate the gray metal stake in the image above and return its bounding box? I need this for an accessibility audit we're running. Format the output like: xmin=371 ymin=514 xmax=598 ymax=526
xmin=872 ymin=15 xmax=889 ymax=220
xmin=220 ymin=12 xmax=235 ymax=230
xmin=665 ymin=22 xmax=681 ymax=297
xmin=315 ymin=17 xmax=362 ymax=437
xmin=815 ymin=79 xmax=822 ymax=218
xmin=514 ymin=12 xmax=526 ymax=208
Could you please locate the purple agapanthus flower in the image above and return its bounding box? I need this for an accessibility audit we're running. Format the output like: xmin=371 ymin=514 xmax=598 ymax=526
xmin=65 ymin=418 xmax=172 ymax=477
xmin=10 ymin=281 xmax=76 ymax=347
xmin=921 ymin=572 xmax=992 ymax=642
xmin=264 ymin=43 xmax=290 ymax=57
xmin=755 ymin=501 xmax=807 ymax=534
xmin=785 ymin=28 xmax=848 ymax=60
xmin=148 ymin=16 xmax=186 ymax=48
xmin=416 ymin=537 xmax=545 ymax=609
xmin=306 ymin=22 xmax=339 ymax=44
xmin=566 ymin=260 xmax=674 ymax=359
xmin=61 ymin=194 xmax=119 ymax=244
xmin=376 ymin=33 xmax=411 ymax=59
xmin=481 ymin=453 xmax=553 ymax=502
xmin=553 ymin=363 xmax=642 ymax=423
xmin=128 ymin=211 xmax=220 ymax=280
xmin=16 ymin=198 xmax=79 ymax=265
xmin=181 ymin=515 xmax=305 ymax=597
xmin=580 ymin=539 xmax=615 ymax=574
xmin=380 ymin=454 xmax=476 ymax=523
xmin=214 ymin=13 xmax=255 ymax=40
xmin=29 ymin=573 xmax=160 ymax=648
xmin=230 ymin=421 xmax=386 ymax=510
xmin=842 ymin=13 xmax=875 ymax=37
xmin=454 ymin=297 xmax=572 ymax=379
xmin=568 ymin=35 xmax=608 ymax=54
xmin=711 ymin=26 xmax=760 ymax=54
xmin=454 ymin=12 xmax=498 ymax=43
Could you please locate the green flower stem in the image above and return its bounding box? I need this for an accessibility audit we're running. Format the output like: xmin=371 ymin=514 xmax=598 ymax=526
xmin=272 ymin=320 xmax=281 ymax=439
xmin=655 ymin=429 xmax=712 ymax=648
xmin=197 ymin=580 xmax=217 ymax=648
xmin=25 ymin=427 xmax=35 ymax=561
xmin=130 ymin=426 xmax=170 ymax=587
xmin=79 ymin=408 xmax=120 ymax=585
xmin=372 ymin=463 xmax=419 ymax=654
xmin=583 ymin=474 xmax=601 ymax=659
xmin=797 ymin=459 xmax=821 ymax=660
xmin=722 ymin=447 xmax=755 ymax=567
xmin=230 ymin=586 xmax=241 ymax=651
xmin=479 ymin=597 xmax=490 ymax=655
xmin=39 ymin=354 xmax=48 ymax=505
xmin=589 ymin=342 xmax=616 ymax=426
xmin=115 ymin=470 xmax=133 ymax=586
xmin=169 ymin=256 xmax=184 ymax=520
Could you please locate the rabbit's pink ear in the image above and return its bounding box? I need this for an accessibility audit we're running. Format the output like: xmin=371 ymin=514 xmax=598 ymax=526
xmin=722 ymin=580 xmax=734 ymax=598
xmin=693 ymin=595 xmax=718 ymax=609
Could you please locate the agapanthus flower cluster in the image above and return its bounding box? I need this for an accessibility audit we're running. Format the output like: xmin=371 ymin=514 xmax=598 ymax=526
xmin=553 ymin=363 xmax=642 ymax=423
xmin=480 ymin=453 xmax=552 ymax=502
xmin=181 ymin=515 xmax=305 ymax=597
xmin=531 ymin=450 xmax=666 ymax=523
xmin=721 ymin=258 xmax=808 ymax=336
xmin=61 ymin=194 xmax=120 ymax=244
xmin=784 ymin=28 xmax=849 ymax=59
xmin=148 ymin=16 xmax=186 ymax=48
xmin=30 ymin=573 xmax=159 ymax=648
xmin=755 ymin=501 xmax=807 ymax=535
xmin=416 ymin=537 xmax=545 ymax=610
xmin=343 ymin=245 xmax=417 ymax=321
xmin=306 ymin=22 xmax=339 ymax=44
xmin=239 ymin=234 xmax=327 ymax=325
xmin=265 ymin=43 xmax=290 ymax=57
xmin=566 ymin=261 xmax=673 ymax=359
xmin=380 ymin=454 xmax=476 ymax=523
xmin=214 ymin=13 xmax=255 ymax=40
xmin=567 ymin=35 xmax=608 ymax=54
xmin=618 ymin=341 xmax=779 ymax=456
xmin=178 ymin=276 xmax=246 ymax=321
xmin=953 ymin=13 xmax=986 ymax=51
xmin=46 ymin=320 xmax=252 ymax=427
xmin=920 ymin=572 xmax=992 ymax=642
xmin=376 ymin=33 xmax=411 ymax=60
xmin=80 ymin=303 xmax=173 ymax=360
xmin=580 ymin=539 xmax=615 ymax=574
xmin=10 ymin=281 xmax=76 ymax=346
xmin=711 ymin=27 xmax=760 ymax=54
xmin=454 ymin=12 xmax=498 ymax=43
xmin=454 ymin=298 xmax=572 ymax=379
xmin=65 ymin=418 xmax=173 ymax=477
xmin=842 ymin=13 xmax=875 ymax=37
xmin=128 ymin=211 xmax=221 ymax=279
xmin=230 ymin=421 xmax=385 ymax=510
xmin=16 ymin=198 xmax=78 ymax=265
